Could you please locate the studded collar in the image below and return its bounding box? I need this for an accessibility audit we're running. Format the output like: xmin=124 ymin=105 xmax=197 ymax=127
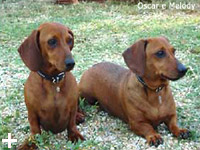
xmin=37 ymin=70 xmax=65 ymax=84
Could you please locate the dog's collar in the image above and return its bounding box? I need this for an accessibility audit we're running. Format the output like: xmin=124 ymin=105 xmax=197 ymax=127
xmin=37 ymin=71 xmax=65 ymax=84
xmin=136 ymin=75 xmax=164 ymax=93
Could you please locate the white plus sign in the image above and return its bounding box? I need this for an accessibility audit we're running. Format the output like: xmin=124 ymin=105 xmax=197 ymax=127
xmin=2 ymin=133 xmax=17 ymax=148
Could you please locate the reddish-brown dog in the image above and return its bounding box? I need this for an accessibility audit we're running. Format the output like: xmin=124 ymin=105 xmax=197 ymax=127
xmin=18 ymin=23 xmax=84 ymax=144
xmin=79 ymin=37 xmax=190 ymax=147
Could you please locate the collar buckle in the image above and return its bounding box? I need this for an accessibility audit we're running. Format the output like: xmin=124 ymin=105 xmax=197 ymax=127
xmin=37 ymin=71 xmax=65 ymax=83
xmin=136 ymin=75 xmax=164 ymax=93
xmin=52 ymin=77 xmax=57 ymax=84
xmin=156 ymin=86 xmax=163 ymax=93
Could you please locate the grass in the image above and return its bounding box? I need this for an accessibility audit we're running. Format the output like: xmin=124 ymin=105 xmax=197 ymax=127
xmin=0 ymin=0 xmax=200 ymax=149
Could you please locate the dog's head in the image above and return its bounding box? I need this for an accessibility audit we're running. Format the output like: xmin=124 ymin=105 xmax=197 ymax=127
xmin=18 ymin=22 xmax=75 ymax=72
xmin=123 ymin=36 xmax=188 ymax=81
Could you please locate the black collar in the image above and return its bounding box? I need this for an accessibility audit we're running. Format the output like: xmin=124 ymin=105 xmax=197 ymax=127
xmin=136 ymin=75 xmax=164 ymax=93
xmin=37 ymin=71 xmax=65 ymax=84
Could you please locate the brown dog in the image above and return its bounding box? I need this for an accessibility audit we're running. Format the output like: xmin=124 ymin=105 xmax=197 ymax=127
xmin=79 ymin=37 xmax=190 ymax=147
xmin=18 ymin=23 xmax=84 ymax=144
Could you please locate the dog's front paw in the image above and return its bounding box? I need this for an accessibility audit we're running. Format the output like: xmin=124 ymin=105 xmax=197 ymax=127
xmin=68 ymin=130 xmax=85 ymax=142
xmin=146 ymin=134 xmax=163 ymax=147
xmin=76 ymin=112 xmax=85 ymax=125
xmin=177 ymin=129 xmax=190 ymax=139
xmin=17 ymin=135 xmax=38 ymax=150
xmin=17 ymin=142 xmax=38 ymax=150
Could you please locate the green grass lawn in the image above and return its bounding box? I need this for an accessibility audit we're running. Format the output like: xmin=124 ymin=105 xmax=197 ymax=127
xmin=0 ymin=0 xmax=200 ymax=149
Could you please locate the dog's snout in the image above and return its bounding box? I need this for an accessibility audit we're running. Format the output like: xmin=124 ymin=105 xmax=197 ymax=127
xmin=177 ymin=62 xmax=188 ymax=75
xmin=65 ymin=58 xmax=75 ymax=71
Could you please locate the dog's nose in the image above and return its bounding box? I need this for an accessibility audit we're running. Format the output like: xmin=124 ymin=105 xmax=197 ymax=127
xmin=65 ymin=58 xmax=75 ymax=70
xmin=177 ymin=62 xmax=188 ymax=75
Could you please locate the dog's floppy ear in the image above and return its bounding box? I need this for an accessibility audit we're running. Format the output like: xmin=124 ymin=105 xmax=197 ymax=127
xmin=68 ymin=29 xmax=74 ymax=50
xmin=122 ymin=39 xmax=147 ymax=76
xmin=18 ymin=30 xmax=43 ymax=71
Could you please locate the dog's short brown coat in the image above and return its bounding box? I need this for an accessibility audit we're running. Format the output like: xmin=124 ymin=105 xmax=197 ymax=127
xmin=79 ymin=37 xmax=190 ymax=146
xmin=18 ymin=23 xmax=84 ymax=144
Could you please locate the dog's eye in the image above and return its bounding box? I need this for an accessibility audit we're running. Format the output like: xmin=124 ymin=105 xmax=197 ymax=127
xmin=155 ymin=50 xmax=166 ymax=58
xmin=67 ymin=38 xmax=73 ymax=46
xmin=48 ymin=38 xmax=57 ymax=47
